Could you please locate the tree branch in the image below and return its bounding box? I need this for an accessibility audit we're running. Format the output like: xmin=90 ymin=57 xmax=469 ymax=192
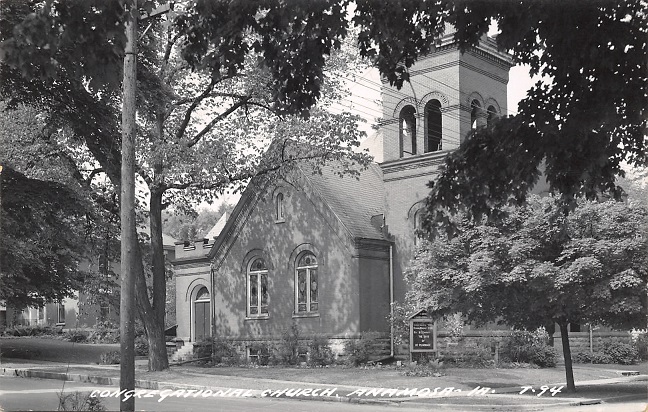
xmin=174 ymin=76 xmax=218 ymax=141
xmin=185 ymin=96 xmax=251 ymax=147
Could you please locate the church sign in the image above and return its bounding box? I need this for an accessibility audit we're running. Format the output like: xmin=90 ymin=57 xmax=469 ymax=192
xmin=408 ymin=309 xmax=437 ymax=359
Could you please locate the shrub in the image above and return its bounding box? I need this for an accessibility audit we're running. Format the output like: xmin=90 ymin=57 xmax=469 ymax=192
xmin=3 ymin=325 xmax=60 ymax=337
xmin=632 ymin=333 xmax=648 ymax=361
xmin=99 ymin=350 xmax=120 ymax=365
xmin=343 ymin=333 xmax=377 ymax=366
xmin=603 ymin=341 xmax=639 ymax=365
xmin=501 ymin=329 xmax=557 ymax=368
xmin=210 ymin=338 xmax=240 ymax=365
xmin=277 ymin=322 xmax=301 ymax=365
xmin=64 ymin=330 xmax=89 ymax=343
xmin=307 ymin=335 xmax=334 ymax=367
xmin=529 ymin=345 xmax=558 ymax=368
xmin=573 ymin=351 xmax=613 ymax=364
xmin=134 ymin=336 xmax=149 ymax=356
xmin=88 ymin=325 xmax=119 ymax=344
xmin=403 ymin=359 xmax=445 ymax=377
xmin=441 ymin=346 xmax=494 ymax=368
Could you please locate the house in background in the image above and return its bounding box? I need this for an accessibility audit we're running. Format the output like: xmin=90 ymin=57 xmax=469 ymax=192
xmin=2 ymin=231 xmax=177 ymax=330
xmin=172 ymin=30 xmax=514 ymax=359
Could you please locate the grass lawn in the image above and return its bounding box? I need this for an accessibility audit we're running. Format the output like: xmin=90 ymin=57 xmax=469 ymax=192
xmin=170 ymin=362 xmax=640 ymax=389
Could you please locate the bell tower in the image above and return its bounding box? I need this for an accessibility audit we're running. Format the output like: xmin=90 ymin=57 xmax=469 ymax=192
xmin=380 ymin=33 xmax=513 ymax=162
xmin=380 ymin=31 xmax=513 ymax=303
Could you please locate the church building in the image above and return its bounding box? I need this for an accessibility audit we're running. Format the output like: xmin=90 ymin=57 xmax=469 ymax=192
xmin=172 ymin=32 xmax=513 ymax=358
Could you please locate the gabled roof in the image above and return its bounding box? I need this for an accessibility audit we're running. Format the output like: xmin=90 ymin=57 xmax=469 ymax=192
xmin=302 ymin=162 xmax=386 ymax=241
xmin=208 ymin=157 xmax=389 ymax=266
xmin=205 ymin=212 xmax=228 ymax=239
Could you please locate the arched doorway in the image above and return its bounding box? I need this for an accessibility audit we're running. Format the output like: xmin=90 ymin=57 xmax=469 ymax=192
xmin=193 ymin=286 xmax=210 ymax=342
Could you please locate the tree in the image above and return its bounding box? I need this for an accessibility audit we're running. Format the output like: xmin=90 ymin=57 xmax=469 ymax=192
xmin=5 ymin=0 xmax=643 ymax=372
xmin=406 ymin=196 xmax=648 ymax=390
xmin=0 ymin=165 xmax=90 ymax=308
xmin=163 ymin=202 xmax=234 ymax=241
xmin=1 ymin=0 xmax=368 ymax=371
xmin=0 ymin=103 xmax=119 ymax=310
xmin=350 ymin=1 xmax=648 ymax=233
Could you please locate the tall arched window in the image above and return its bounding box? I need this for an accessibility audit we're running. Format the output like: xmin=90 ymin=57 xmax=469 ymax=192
xmin=295 ymin=252 xmax=318 ymax=313
xmin=399 ymin=105 xmax=416 ymax=157
xmin=276 ymin=192 xmax=284 ymax=221
xmin=487 ymin=105 xmax=497 ymax=127
xmin=247 ymin=258 xmax=268 ymax=317
xmin=471 ymin=99 xmax=482 ymax=130
xmin=425 ymin=99 xmax=442 ymax=152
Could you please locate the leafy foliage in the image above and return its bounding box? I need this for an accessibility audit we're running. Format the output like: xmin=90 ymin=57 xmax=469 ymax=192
xmin=407 ymin=195 xmax=647 ymax=387
xmin=0 ymin=166 xmax=92 ymax=308
xmin=407 ymin=196 xmax=648 ymax=330
xmin=277 ymin=321 xmax=301 ymax=365
xmin=500 ymin=329 xmax=558 ymax=368
xmin=307 ymin=335 xmax=334 ymax=367
xmin=1 ymin=0 xmax=370 ymax=371
xmin=602 ymin=341 xmax=639 ymax=365
xmin=356 ymin=1 xmax=648 ymax=233
xmin=343 ymin=333 xmax=379 ymax=366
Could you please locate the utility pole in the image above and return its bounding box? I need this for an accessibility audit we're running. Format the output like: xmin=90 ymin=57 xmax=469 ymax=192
xmin=120 ymin=0 xmax=138 ymax=410
xmin=120 ymin=2 xmax=171 ymax=410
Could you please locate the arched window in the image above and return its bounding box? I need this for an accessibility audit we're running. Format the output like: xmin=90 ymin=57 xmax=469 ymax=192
xmin=399 ymin=105 xmax=416 ymax=157
xmin=247 ymin=258 xmax=268 ymax=317
xmin=195 ymin=286 xmax=210 ymax=301
xmin=487 ymin=105 xmax=497 ymax=127
xmin=470 ymin=99 xmax=482 ymax=130
xmin=276 ymin=192 xmax=284 ymax=222
xmin=425 ymin=99 xmax=442 ymax=152
xmin=295 ymin=252 xmax=318 ymax=313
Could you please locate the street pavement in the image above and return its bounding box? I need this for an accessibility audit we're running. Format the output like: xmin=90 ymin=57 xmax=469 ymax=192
xmin=1 ymin=357 xmax=646 ymax=411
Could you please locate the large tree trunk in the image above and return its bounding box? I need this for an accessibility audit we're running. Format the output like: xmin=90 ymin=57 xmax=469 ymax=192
xmin=135 ymin=187 xmax=170 ymax=371
xmin=559 ymin=322 xmax=576 ymax=391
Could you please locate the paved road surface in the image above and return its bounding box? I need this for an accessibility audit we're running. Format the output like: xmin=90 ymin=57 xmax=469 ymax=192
xmin=0 ymin=376 xmax=430 ymax=412
xmin=2 ymin=375 xmax=647 ymax=412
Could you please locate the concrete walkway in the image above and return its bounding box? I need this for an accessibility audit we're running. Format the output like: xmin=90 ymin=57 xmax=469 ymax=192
xmin=1 ymin=358 xmax=646 ymax=410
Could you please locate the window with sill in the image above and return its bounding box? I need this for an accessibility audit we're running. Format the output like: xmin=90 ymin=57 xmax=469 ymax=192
xmin=295 ymin=252 xmax=318 ymax=314
xmin=247 ymin=258 xmax=269 ymax=317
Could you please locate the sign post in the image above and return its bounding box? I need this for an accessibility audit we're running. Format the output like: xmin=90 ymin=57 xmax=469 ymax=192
xmin=408 ymin=309 xmax=437 ymax=363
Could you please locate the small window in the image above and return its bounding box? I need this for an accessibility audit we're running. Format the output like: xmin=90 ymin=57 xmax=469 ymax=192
xmin=248 ymin=347 xmax=260 ymax=364
xmin=276 ymin=192 xmax=285 ymax=222
xmin=57 ymin=303 xmax=66 ymax=324
xmin=247 ymin=258 xmax=269 ymax=317
xmin=295 ymin=253 xmax=318 ymax=313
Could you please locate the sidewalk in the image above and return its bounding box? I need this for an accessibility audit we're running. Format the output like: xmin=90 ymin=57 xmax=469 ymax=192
xmin=1 ymin=358 xmax=646 ymax=410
